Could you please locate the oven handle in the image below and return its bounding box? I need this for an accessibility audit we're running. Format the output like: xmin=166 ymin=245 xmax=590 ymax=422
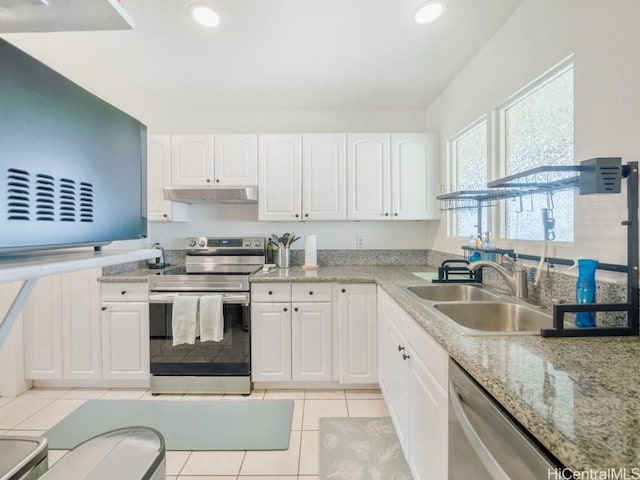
xmin=148 ymin=292 xmax=250 ymax=305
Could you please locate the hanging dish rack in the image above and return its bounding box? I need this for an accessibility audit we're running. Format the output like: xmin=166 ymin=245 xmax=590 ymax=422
xmin=439 ymin=157 xmax=638 ymax=337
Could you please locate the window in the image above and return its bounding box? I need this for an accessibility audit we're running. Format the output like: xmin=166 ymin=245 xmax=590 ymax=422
xmin=449 ymin=119 xmax=488 ymax=238
xmin=501 ymin=63 xmax=574 ymax=241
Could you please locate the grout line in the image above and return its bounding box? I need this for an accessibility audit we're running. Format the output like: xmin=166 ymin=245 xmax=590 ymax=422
xmin=5 ymin=397 xmax=56 ymax=430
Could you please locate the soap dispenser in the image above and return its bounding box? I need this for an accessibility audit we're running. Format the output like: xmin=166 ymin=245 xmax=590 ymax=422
xmin=575 ymin=258 xmax=598 ymax=327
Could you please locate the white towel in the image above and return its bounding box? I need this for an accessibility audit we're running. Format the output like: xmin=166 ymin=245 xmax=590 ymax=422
xmin=199 ymin=295 xmax=224 ymax=342
xmin=171 ymin=295 xmax=199 ymax=346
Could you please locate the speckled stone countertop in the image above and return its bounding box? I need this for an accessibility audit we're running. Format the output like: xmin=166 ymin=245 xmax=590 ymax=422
xmin=103 ymin=264 xmax=640 ymax=471
xmin=252 ymin=266 xmax=640 ymax=472
xmin=98 ymin=267 xmax=163 ymax=283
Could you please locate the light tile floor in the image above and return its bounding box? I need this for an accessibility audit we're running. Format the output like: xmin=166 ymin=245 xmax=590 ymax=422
xmin=0 ymin=387 xmax=387 ymax=480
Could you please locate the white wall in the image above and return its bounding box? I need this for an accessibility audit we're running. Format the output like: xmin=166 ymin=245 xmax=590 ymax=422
xmin=150 ymin=204 xmax=436 ymax=250
xmin=424 ymin=0 xmax=640 ymax=265
xmin=141 ymin=109 xmax=427 ymax=134
xmin=144 ymin=109 xmax=435 ymax=250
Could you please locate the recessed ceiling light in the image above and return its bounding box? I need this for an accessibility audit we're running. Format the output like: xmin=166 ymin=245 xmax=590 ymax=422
xmin=189 ymin=4 xmax=220 ymax=28
xmin=414 ymin=1 xmax=445 ymax=25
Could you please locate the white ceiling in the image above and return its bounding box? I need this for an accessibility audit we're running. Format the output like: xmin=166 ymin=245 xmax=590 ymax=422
xmin=2 ymin=0 xmax=523 ymax=114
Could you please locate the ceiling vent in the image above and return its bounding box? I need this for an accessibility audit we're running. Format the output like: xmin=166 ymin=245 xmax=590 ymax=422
xmin=0 ymin=0 xmax=134 ymax=33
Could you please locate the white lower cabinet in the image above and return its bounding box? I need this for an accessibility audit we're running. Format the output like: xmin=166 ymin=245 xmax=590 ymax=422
xmin=101 ymin=302 xmax=149 ymax=380
xmin=334 ymin=284 xmax=377 ymax=384
xmin=100 ymin=282 xmax=149 ymax=381
xmin=61 ymin=269 xmax=102 ymax=380
xmin=251 ymin=302 xmax=292 ymax=382
xmin=292 ymin=302 xmax=332 ymax=381
xmin=23 ymin=268 xmax=102 ymax=381
xmin=23 ymin=274 xmax=150 ymax=386
xmin=377 ymin=287 xmax=448 ymax=480
xmin=251 ymin=283 xmax=332 ymax=383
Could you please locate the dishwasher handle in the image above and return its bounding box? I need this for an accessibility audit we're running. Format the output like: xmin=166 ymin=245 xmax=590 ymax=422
xmin=450 ymin=378 xmax=511 ymax=480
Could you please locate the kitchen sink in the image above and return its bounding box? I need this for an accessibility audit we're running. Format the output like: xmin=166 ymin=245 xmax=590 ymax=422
xmin=407 ymin=284 xmax=499 ymax=302
xmin=433 ymin=302 xmax=554 ymax=335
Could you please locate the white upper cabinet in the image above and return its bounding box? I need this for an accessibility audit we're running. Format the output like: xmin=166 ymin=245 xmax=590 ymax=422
xmin=171 ymin=135 xmax=214 ymax=186
xmin=258 ymin=134 xmax=302 ymax=221
xmin=214 ymin=134 xmax=258 ymax=186
xmin=347 ymin=133 xmax=391 ymax=220
xmin=171 ymin=134 xmax=258 ymax=187
xmin=391 ymin=133 xmax=439 ymax=220
xmin=302 ymin=133 xmax=347 ymax=221
xmin=147 ymin=135 xmax=189 ymax=222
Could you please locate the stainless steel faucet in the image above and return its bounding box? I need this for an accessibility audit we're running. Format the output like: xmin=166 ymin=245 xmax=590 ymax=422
xmin=468 ymin=255 xmax=528 ymax=299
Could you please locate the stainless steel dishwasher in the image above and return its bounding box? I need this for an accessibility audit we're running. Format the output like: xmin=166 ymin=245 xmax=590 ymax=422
xmin=449 ymin=359 xmax=562 ymax=479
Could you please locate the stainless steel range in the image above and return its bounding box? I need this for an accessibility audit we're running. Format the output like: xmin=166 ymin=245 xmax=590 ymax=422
xmin=148 ymin=237 xmax=265 ymax=395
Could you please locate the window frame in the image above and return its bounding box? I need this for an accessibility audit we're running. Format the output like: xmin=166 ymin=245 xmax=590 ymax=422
xmin=446 ymin=115 xmax=489 ymax=238
xmin=494 ymin=56 xmax=575 ymax=244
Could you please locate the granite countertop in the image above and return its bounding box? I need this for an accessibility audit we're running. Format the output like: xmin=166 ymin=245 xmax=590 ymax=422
xmin=252 ymin=265 xmax=640 ymax=472
xmin=99 ymin=267 xmax=166 ymax=283
xmin=104 ymin=264 xmax=640 ymax=471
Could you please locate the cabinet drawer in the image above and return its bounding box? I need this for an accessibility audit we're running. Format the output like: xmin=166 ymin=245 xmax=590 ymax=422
xmin=252 ymin=283 xmax=291 ymax=303
xmin=291 ymin=283 xmax=332 ymax=302
xmin=101 ymin=282 xmax=148 ymax=302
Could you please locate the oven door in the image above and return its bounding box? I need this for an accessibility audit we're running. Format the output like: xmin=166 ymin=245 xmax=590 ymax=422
xmin=148 ymin=292 xmax=250 ymax=376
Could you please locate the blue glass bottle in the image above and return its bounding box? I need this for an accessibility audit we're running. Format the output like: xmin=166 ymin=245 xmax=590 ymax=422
xmin=575 ymin=259 xmax=598 ymax=327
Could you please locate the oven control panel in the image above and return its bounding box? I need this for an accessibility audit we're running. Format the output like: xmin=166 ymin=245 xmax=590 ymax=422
xmin=185 ymin=237 xmax=264 ymax=250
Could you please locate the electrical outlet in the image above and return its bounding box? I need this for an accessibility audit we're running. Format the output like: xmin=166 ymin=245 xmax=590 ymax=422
xmin=355 ymin=235 xmax=364 ymax=249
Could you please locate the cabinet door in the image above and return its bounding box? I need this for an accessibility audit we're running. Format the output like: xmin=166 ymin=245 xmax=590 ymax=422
xmin=171 ymin=135 xmax=214 ymax=186
xmin=61 ymin=268 xmax=102 ymax=380
xmin=148 ymin=135 xmax=189 ymax=222
xmin=251 ymin=303 xmax=292 ymax=382
xmin=407 ymin=344 xmax=448 ymax=480
xmin=302 ymin=133 xmax=346 ymax=220
xmin=385 ymin=317 xmax=409 ymax=452
xmin=101 ymin=302 xmax=149 ymax=380
xmin=214 ymin=134 xmax=258 ymax=186
xmin=347 ymin=133 xmax=391 ymax=220
xmin=258 ymin=134 xmax=302 ymax=221
xmin=23 ymin=275 xmax=63 ymax=380
xmin=391 ymin=133 xmax=439 ymax=220
xmin=335 ymin=284 xmax=377 ymax=384
xmin=292 ymin=302 xmax=332 ymax=382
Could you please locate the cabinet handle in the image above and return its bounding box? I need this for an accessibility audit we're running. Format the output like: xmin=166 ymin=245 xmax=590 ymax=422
xmin=294 ymin=307 xmax=299 ymax=312
xmin=206 ymin=178 xmax=211 ymax=183
xmin=394 ymin=212 xmax=398 ymax=217
xmin=309 ymin=291 xmax=314 ymax=296
xmin=101 ymin=306 xmax=107 ymax=311
xmin=268 ymin=290 xmax=273 ymax=295
xmin=215 ymin=179 xmax=220 ymax=183
xmin=295 ymin=214 xmax=299 ymax=218
xmin=304 ymin=213 xmax=309 ymax=218
xmin=121 ymin=290 xmax=127 ymax=295
xmin=341 ymin=288 xmax=346 ymax=293
xmin=384 ymin=212 xmax=389 ymax=217
xmin=402 ymin=353 xmax=410 ymax=361
xmin=163 ymin=214 xmax=168 ymax=218
xmin=398 ymin=345 xmax=405 ymax=352
xmin=283 ymin=307 xmax=288 ymax=312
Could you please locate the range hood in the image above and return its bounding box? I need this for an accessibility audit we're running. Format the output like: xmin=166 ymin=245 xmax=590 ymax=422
xmin=0 ymin=0 xmax=134 ymax=33
xmin=163 ymin=186 xmax=258 ymax=205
